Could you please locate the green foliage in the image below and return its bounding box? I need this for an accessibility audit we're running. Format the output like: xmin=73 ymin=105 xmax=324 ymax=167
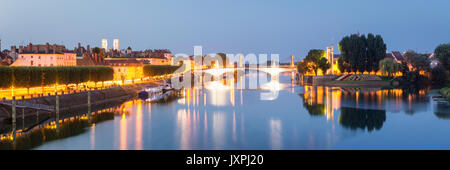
xmin=404 ymin=50 xmax=431 ymax=72
xmin=301 ymin=49 xmax=328 ymax=75
xmin=338 ymin=33 xmax=387 ymax=73
xmin=92 ymin=47 xmax=101 ymax=54
xmin=379 ymin=58 xmax=402 ymax=78
xmin=12 ymin=67 xmax=31 ymax=88
xmin=440 ymin=87 xmax=450 ymax=101
xmin=434 ymin=44 xmax=450 ymax=71
xmin=296 ymin=60 xmax=309 ymax=75
xmin=143 ymin=65 xmax=182 ymax=77
xmin=0 ymin=67 xmax=12 ymax=88
xmin=317 ymin=57 xmax=331 ymax=74
xmin=2 ymin=66 xmax=114 ymax=89
xmin=42 ymin=67 xmax=57 ymax=86
xmin=29 ymin=67 xmax=43 ymax=87
xmin=431 ymin=66 xmax=448 ymax=86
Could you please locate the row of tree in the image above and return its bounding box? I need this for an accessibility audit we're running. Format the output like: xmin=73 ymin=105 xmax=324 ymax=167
xmin=338 ymin=33 xmax=387 ymax=73
xmin=143 ymin=65 xmax=182 ymax=77
xmin=0 ymin=66 xmax=114 ymax=90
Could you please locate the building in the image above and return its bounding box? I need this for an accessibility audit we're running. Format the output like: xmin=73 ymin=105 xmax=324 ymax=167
xmin=102 ymin=39 xmax=108 ymax=50
xmin=385 ymin=51 xmax=405 ymax=63
xmin=326 ymin=45 xmax=335 ymax=74
xmin=113 ymin=39 xmax=119 ymax=51
xmin=10 ymin=43 xmax=76 ymax=67
xmin=103 ymin=58 xmax=147 ymax=81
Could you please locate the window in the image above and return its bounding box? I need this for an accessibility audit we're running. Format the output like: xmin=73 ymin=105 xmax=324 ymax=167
xmin=30 ymin=61 xmax=33 ymax=66
xmin=39 ymin=56 xmax=41 ymax=59
xmin=31 ymin=56 xmax=33 ymax=58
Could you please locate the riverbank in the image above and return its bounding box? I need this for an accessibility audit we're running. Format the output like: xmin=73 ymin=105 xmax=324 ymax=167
xmin=0 ymin=80 xmax=165 ymax=133
xmin=319 ymin=80 xmax=392 ymax=87
xmin=439 ymin=87 xmax=450 ymax=103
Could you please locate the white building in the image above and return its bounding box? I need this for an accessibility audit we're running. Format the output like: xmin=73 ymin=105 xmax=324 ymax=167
xmin=113 ymin=39 xmax=119 ymax=51
xmin=102 ymin=39 xmax=108 ymax=50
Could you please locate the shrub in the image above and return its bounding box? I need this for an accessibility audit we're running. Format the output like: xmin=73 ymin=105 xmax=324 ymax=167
xmin=143 ymin=65 xmax=181 ymax=77
xmin=3 ymin=66 xmax=114 ymax=89
xmin=0 ymin=67 xmax=12 ymax=88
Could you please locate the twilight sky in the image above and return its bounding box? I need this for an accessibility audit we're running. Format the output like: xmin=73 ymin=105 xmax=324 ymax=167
xmin=1 ymin=0 xmax=450 ymax=62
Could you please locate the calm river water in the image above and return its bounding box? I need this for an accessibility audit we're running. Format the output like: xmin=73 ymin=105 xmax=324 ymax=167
xmin=1 ymin=71 xmax=450 ymax=150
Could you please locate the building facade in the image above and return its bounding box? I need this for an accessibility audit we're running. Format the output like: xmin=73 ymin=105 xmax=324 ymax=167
xmin=102 ymin=39 xmax=108 ymax=50
xmin=10 ymin=43 xmax=76 ymax=67
xmin=113 ymin=39 xmax=119 ymax=51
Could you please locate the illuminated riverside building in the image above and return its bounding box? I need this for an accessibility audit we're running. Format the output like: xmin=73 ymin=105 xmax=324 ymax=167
xmin=10 ymin=43 xmax=76 ymax=67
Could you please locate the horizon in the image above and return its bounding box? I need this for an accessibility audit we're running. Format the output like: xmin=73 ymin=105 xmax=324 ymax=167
xmin=1 ymin=0 xmax=450 ymax=62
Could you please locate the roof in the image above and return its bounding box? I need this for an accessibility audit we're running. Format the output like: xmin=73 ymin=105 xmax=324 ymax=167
xmin=104 ymin=59 xmax=149 ymax=66
xmin=76 ymin=57 xmax=96 ymax=66
xmin=391 ymin=51 xmax=405 ymax=61
xmin=385 ymin=53 xmax=395 ymax=60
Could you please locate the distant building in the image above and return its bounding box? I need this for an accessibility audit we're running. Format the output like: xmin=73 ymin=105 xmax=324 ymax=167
xmin=102 ymin=39 xmax=108 ymax=50
xmin=429 ymin=53 xmax=440 ymax=68
xmin=113 ymin=39 xmax=119 ymax=51
xmin=10 ymin=43 xmax=76 ymax=67
xmin=385 ymin=51 xmax=405 ymax=63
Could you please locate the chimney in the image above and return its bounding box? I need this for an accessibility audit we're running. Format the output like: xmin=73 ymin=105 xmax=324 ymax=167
xmin=53 ymin=44 xmax=57 ymax=54
xmin=29 ymin=43 xmax=33 ymax=52
xmin=78 ymin=42 xmax=81 ymax=49
xmin=45 ymin=43 xmax=50 ymax=54
xmin=19 ymin=46 xmax=23 ymax=53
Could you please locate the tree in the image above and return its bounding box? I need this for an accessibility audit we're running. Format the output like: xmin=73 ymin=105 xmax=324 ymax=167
xmin=431 ymin=66 xmax=448 ymax=85
xmin=304 ymin=49 xmax=326 ymax=76
xmin=317 ymin=57 xmax=331 ymax=74
xmin=296 ymin=60 xmax=309 ymax=75
xmin=338 ymin=33 xmax=387 ymax=73
xmin=404 ymin=50 xmax=431 ymax=72
xmin=434 ymin=44 xmax=450 ymax=71
xmin=379 ymin=58 xmax=402 ymax=78
xmin=217 ymin=53 xmax=228 ymax=68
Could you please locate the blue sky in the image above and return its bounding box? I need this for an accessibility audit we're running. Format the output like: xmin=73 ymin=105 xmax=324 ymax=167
xmin=1 ymin=0 xmax=450 ymax=62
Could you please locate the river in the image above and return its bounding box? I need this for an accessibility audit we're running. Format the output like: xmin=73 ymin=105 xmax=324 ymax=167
xmin=1 ymin=71 xmax=449 ymax=150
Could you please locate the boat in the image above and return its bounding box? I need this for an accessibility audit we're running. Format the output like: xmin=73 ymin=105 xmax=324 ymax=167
xmin=138 ymin=83 xmax=177 ymax=103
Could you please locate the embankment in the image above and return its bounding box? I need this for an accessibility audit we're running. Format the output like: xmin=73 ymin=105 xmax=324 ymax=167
xmin=0 ymin=80 xmax=164 ymax=132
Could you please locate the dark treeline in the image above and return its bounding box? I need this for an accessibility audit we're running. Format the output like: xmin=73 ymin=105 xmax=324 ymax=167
xmin=0 ymin=66 xmax=114 ymax=90
xmin=143 ymin=65 xmax=182 ymax=77
xmin=338 ymin=33 xmax=387 ymax=73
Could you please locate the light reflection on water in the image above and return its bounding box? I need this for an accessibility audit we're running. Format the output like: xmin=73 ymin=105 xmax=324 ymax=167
xmin=1 ymin=71 xmax=450 ymax=150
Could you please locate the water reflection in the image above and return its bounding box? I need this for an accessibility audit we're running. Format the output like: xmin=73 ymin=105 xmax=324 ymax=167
xmin=299 ymin=86 xmax=432 ymax=132
xmin=339 ymin=107 xmax=386 ymax=132
xmin=0 ymin=110 xmax=115 ymax=150
xmin=3 ymin=71 xmax=450 ymax=150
